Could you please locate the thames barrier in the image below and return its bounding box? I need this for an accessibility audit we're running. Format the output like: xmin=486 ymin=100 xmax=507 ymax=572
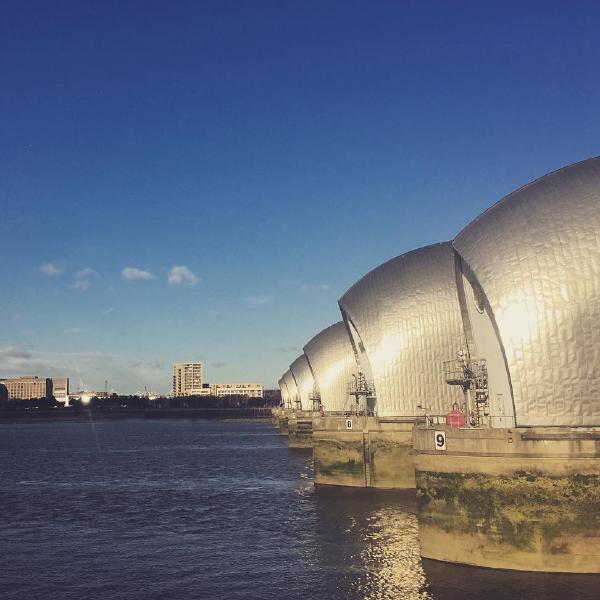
xmin=273 ymin=157 xmax=600 ymax=573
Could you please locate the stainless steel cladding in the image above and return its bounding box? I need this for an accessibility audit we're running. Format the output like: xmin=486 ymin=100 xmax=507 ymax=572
xmin=453 ymin=157 xmax=600 ymax=427
xmin=282 ymin=370 xmax=298 ymax=409
xmin=289 ymin=354 xmax=315 ymax=411
xmin=339 ymin=242 xmax=465 ymax=417
xmin=278 ymin=377 xmax=290 ymax=407
xmin=303 ymin=322 xmax=356 ymax=413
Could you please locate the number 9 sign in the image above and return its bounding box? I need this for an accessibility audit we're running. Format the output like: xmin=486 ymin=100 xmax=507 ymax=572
xmin=434 ymin=430 xmax=446 ymax=451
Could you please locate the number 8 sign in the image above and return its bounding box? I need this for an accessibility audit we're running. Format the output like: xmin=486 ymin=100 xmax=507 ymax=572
xmin=434 ymin=430 xmax=446 ymax=451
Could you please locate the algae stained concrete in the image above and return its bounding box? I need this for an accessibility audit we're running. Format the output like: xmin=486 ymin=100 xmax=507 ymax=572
xmin=288 ymin=411 xmax=313 ymax=448
xmin=274 ymin=409 xmax=289 ymax=435
xmin=313 ymin=415 xmax=366 ymax=486
xmin=271 ymin=407 xmax=283 ymax=427
xmin=313 ymin=416 xmax=416 ymax=489
xmin=413 ymin=425 xmax=600 ymax=573
xmin=368 ymin=424 xmax=415 ymax=489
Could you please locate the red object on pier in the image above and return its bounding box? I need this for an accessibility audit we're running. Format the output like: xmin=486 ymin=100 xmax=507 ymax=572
xmin=446 ymin=406 xmax=466 ymax=428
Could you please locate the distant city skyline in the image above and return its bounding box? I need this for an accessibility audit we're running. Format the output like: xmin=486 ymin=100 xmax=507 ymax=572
xmin=2 ymin=2 xmax=600 ymax=392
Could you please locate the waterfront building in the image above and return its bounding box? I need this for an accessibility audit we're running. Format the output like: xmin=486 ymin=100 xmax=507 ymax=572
xmin=286 ymin=355 xmax=316 ymax=447
xmin=172 ymin=362 xmax=204 ymax=396
xmin=52 ymin=377 xmax=69 ymax=403
xmin=274 ymin=369 xmax=299 ymax=436
xmin=273 ymin=377 xmax=290 ymax=435
xmin=277 ymin=377 xmax=289 ymax=407
xmin=289 ymin=355 xmax=315 ymax=411
xmin=303 ymin=322 xmax=355 ymax=414
xmin=338 ymin=242 xmax=465 ymax=419
xmin=272 ymin=156 xmax=600 ymax=572
xmin=413 ymin=156 xmax=600 ymax=572
xmin=274 ymin=378 xmax=291 ymax=433
xmin=71 ymin=390 xmax=110 ymax=405
xmin=282 ymin=370 xmax=298 ymax=409
xmin=309 ymin=243 xmax=466 ymax=487
xmin=0 ymin=376 xmax=53 ymax=400
xmin=209 ymin=383 xmax=263 ymax=397
xmin=301 ymin=322 xmax=359 ymax=454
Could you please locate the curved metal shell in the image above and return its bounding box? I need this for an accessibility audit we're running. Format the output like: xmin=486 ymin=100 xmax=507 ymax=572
xmin=338 ymin=242 xmax=465 ymax=417
xmin=453 ymin=157 xmax=600 ymax=426
xmin=278 ymin=377 xmax=289 ymax=407
xmin=289 ymin=354 xmax=315 ymax=411
xmin=281 ymin=369 xmax=298 ymax=410
xmin=303 ymin=322 xmax=356 ymax=413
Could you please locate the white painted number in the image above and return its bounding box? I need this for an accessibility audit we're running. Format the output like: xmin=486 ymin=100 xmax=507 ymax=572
xmin=434 ymin=430 xmax=446 ymax=451
xmin=346 ymin=419 xmax=353 ymax=430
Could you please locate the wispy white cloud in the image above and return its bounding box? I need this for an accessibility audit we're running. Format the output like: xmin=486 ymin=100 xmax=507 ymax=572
xmin=103 ymin=307 xmax=115 ymax=316
xmin=0 ymin=348 xmax=111 ymax=381
xmin=242 ymin=295 xmax=273 ymax=306
xmin=0 ymin=348 xmax=168 ymax=395
xmin=300 ymin=283 xmax=330 ymax=293
xmin=76 ymin=267 xmax=99 ymax=278
xmin=72 ymin=267 xmax=99 ymax=291
xmin=39 ymin=263 xmax=64 ymax=277
xmin=122 ymin=267 xmax=155 ymax=281
xmin=168 ymin=265 xmax=199 ymax=286
xmin=129 ymin=359 xmax=163 ymax=370
xmin=211 ymin=361 xmax=226 ymax=368
xmin=0 ymin=346 xmax=32 ymax=359
xmin=0 ymin=350 xmax=109 ymax=393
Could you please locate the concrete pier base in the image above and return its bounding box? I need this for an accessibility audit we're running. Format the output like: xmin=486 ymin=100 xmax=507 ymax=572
xmin=312 ymin=416 xmax=416 ymax=488
xmin=413 ymin=425 xmax=600 ymax=573
xmin=270 ymin=408 xmax=289 ymax=435
xmin=271 ymin=407 xmax=282 ymax=427
xmin=288 ymin=411 xmax=313 ymax=448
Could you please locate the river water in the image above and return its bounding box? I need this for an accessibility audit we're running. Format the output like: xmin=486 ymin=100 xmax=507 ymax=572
xmin=1 ymin=419 xmax=598 ymax=599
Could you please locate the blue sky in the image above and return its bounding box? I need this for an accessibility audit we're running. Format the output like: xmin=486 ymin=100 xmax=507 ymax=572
xmin=2 ymin=1 xmax=600 ymax=393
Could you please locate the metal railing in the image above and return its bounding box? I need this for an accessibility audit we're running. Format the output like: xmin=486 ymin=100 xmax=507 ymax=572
xmin=444 ymin=356 xmax=488 ymax=392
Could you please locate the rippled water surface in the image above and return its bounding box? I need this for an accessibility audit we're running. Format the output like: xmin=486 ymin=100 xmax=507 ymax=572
xmin=1 ymin=419 xmax=599 ymax=599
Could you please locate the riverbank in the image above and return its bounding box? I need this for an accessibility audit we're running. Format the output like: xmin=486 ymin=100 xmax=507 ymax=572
xmin=0 ymin=407 xmax=273 ymax=422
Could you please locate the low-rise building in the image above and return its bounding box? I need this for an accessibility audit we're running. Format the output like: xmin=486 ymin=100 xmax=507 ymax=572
xmin=210 ymin=383 xmax=263 ymax=398
xmin=0 ymin=376 xmax=53 ymax=400
xmin=71 ymin=390 xmax=110 ymax=405
xmin=52 ymin=377 xmax=70 ymax=403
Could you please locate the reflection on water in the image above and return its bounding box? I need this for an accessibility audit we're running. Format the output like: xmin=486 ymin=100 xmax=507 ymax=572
xmin=360 ymin=508 xmax=430 ymax=599
xmin=1 ymin=420 xmax=599 ymax=599
xmin=314 ymin=487 xmax=431 ymax=599
xmin=313 ymin=486 xmax=600 ymax=600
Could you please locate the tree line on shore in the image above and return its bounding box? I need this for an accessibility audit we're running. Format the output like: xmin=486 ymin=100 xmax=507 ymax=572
xmin=0 ymin=390 xmax=281 ymax=411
